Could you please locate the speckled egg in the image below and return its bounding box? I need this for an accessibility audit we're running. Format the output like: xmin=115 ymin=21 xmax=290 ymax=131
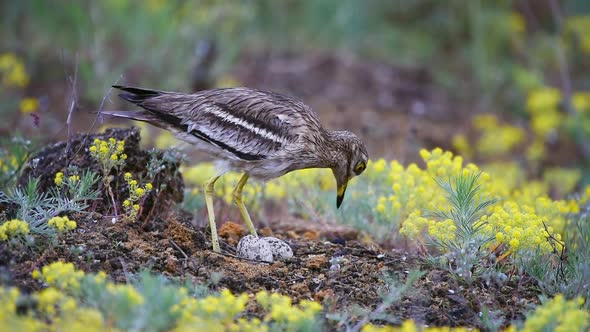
xmin=261 ymin=237 xmax=293 ymax=260
xmin=236 ymin=235 xmax=273 ymax=262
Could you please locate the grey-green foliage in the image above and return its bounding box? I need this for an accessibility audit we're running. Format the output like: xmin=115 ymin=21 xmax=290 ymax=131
xmin=1 ymin=1 xmax=536 ymax=104
xmin=430 ymin=172 xmax=498 ymax=251
xmin=525 ymin=210 xmax=590 ymax=307
xmin=0 ymin=136 xmax=34 ymax=191
xmin=480 ymin=305 xmax=505 ymax=332
xmin=1 ymin=1 xmax=256 ymax=100
xmin=424 ymin=173 xmax=499 ymax=282
xmin=78 ymin=271 xmax=186 ymax=332
xmin=326 ymin=270 xmax=424 ymax=332
xmin=0 ymin=171 xmax=100 ymax=233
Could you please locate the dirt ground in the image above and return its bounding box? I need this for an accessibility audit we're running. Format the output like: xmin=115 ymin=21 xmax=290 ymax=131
xmin=0 ymin=210 xmax=540 ymax=329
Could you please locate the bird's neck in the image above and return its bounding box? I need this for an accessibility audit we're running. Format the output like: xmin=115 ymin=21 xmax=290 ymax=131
xmin=321 ymin=130 xmax=348 ymax=168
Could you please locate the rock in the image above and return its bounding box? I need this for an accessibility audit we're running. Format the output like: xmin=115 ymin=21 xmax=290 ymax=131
xmin=237 ymin=235 xmax=273 ymax=262
xmin=219 ymin=222 xmax=246 ymax=246
xmin=260 ymin=237 xmax=293 ymax=260
xmin=305 ymin=254 xmax=328 ymax=270
xmin=236 ymin=235 xmax=293 ymax=262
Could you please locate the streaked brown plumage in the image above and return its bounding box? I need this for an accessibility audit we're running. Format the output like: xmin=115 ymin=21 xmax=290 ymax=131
xmin=102 ymin=85 xmax=368 ymax=252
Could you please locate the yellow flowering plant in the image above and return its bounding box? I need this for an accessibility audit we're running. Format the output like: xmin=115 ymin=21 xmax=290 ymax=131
xmin=519 ymin=295 xmax=589 ymax=332
xmin=122 ymin=172 xmax=153 ymax=222
xmin=89 ymin=138 xmax=127 ymax=222
xmin=472 ymin=114 xmax=525 ymax=157
xmin=256 ymin=291 xmax=322 ymax=328
xmin=47 ymin=216 xmax=77 ymax=233
xmin=0 ymin=53 xmax=29 ymax=88
xmin=89 ymin=138 xmax=127 ymax=175
xmin=54 ymin=170 xmax=85 ymax=196
xmin=0 ymin=219 xmax=30 ymax=242
xmin=19 ymin=97 xmax=39 ymax=114
xmin=19 ymin=262 xmax=327 ymax=331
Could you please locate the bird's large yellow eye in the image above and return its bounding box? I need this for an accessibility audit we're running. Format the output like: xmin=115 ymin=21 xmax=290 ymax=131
xmin=354 ymin=161 xmax=366 ymax=175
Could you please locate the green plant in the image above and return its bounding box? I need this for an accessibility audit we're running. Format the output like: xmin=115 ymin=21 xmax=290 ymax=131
xmin=0 ymin=219 xmax=30 ymax=245
xmin=518 ymin=294 xmax=589 ymax=332
xmin=0 ymin=170 xmax=99 ymax=235
xmin=524 ymin=211 xmax=590 ymax=307
xmin=89 ymin=138 xmax=126 ymax=222
xmin=422 ymin=173 xmax=498 ymax=282
xmin=19 ymin=261 xmax=327 ymax=331
xmin=429 ymin=173 xmax=498 ymax=251
xmin=122 ymin=172 xmax=152 ymax=222
xmin=327 ymin=270 xmax=424 ymax=331
xmin=0 ymin=136 xmax=34 ymax=191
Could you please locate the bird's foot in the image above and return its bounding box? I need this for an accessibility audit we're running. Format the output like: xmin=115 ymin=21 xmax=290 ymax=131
xmin=236 ymin=235 xmax=293 ymax=263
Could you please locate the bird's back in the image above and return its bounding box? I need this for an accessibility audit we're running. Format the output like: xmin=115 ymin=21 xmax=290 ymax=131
xmin=111 ymin=86 xmax=324 ymax=163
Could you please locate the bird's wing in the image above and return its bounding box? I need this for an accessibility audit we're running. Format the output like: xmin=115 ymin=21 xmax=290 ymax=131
xmin=111 ymin=86 xmax=322 ymax=161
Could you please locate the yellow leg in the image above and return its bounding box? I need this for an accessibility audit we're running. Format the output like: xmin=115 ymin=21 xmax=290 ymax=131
xmin=204 ymin=175 xmax=221 ymax=252
xmin=232 ymin=173 xmax=258 ymax=237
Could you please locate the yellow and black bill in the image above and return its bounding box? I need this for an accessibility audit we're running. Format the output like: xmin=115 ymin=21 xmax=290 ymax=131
xmin=336 ymin=182 xmax=348 ymax=209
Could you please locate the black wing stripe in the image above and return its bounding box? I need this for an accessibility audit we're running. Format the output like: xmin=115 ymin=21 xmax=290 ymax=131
xmin=145 ymin=108 xmax=266 ymax=161
xmin=190 ymin=129 xmax=266 ymax=161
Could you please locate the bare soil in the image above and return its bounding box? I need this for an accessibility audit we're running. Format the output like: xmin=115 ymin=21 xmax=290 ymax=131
xmin=0 ymin=212 xmax=540 ymax=329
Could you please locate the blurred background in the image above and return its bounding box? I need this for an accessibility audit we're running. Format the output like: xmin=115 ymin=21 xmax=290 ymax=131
xmin=1 ymin=0 xmax=590 ymax=176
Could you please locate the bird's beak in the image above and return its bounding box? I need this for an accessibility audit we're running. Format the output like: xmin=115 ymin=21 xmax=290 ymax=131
xmin=336 ymin=180 xmax=348 ymax=209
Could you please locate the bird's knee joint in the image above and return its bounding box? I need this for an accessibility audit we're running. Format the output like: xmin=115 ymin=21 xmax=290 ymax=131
xmin=232 ymin=191 xmax=242 ymax=204
xmin=204 ymin=183 xmax=215 ymax=195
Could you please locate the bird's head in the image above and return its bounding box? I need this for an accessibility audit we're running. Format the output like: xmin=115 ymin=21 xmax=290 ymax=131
xmin=327 ymin=131 xmax=368 ymax=209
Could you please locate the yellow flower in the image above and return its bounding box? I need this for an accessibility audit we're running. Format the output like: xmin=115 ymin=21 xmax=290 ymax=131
xmin=526 ymin=88 xmax=561 ymax=114
xmin=452 ymin=134 xmax=472 ymax=158
xmin=19 ymin=97 xmax=39 ymax=114
xmin=508 ymin=13 xmax=526 ymax=34
xmin=521 ymin=294 xmax=589 ymax=331
xmin=32 ymin=262 xmax=84 ymax=290
xmin=48 ymin=216 xmax=77 ymax=233
xmin=573 ymin=92 xmax=590 ymax=113
xmin=0 ymin=219 xmax=30 ymax=241
xmin=54 ymin=172 xmax=65 ymax=187
xmin=37 ymin=287 xmax=63 ymax=315
xmin=566 ymin=16 xmax=590 ymax=54
xmin=0 ymin=53 xmax=29 ymax=87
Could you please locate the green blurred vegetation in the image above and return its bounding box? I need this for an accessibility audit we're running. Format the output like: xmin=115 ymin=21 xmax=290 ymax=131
xmin=1 ymin=1 xmax=588 ymax=98
xmin=2 ymin=0 xmax=590 ymax=166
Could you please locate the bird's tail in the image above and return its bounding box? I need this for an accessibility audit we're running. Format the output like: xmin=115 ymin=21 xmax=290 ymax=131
xmin=105 ymin=85 xmax=185 ymax=130
xmin=98 ymin=110 xmax=152 ymax=121
xmin=112 ymin=85 xmax=162 ymax=104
